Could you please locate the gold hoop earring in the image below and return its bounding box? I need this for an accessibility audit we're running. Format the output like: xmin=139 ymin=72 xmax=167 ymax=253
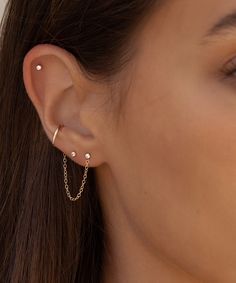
xmin=52 ymin=125 xmax=91 ymax=202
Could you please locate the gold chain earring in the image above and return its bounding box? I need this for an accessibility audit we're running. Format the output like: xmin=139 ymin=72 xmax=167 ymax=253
xmin=52 ymin=125 xmax=91 ymax=202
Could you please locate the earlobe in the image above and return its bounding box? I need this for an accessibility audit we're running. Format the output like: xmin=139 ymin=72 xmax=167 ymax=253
xmin=22 ymin=43 xmax=106 ymax=167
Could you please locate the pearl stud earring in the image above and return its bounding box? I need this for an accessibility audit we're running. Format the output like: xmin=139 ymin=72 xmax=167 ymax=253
xmin=36 ymin=64 xmax=42 ymax=71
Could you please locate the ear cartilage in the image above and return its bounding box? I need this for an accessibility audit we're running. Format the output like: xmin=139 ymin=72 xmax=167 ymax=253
xmin=36 ymin=64 xmax=42 ymax=71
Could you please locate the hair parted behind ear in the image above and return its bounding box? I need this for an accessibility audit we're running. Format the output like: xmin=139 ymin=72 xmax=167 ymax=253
xmin=0 ymin=0 xmax=159 ymax=282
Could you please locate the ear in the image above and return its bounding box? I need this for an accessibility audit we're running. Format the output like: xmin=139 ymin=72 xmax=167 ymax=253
xmin=22 ymin=43 xmax=108 ymax=167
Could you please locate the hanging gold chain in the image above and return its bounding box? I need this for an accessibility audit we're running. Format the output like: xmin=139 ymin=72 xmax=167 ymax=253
xmin=63 ymin=152 xmax=89 ymax=201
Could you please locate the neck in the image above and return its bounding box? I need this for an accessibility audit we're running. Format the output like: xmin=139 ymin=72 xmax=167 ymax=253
xmin=95 ymin=165 xmax=201 ymax=283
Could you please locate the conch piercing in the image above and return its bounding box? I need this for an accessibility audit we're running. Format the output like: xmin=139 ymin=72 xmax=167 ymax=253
xmin=52 ymin=125 xmax=91 ymax=202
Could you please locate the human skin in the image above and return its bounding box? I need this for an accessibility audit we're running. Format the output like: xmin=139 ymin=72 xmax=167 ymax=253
xmin=22 ymin=0 xmax=236 ymax=282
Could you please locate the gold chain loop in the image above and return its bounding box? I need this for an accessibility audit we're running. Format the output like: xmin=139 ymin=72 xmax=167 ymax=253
xmin=62 ymin=152 xmax=90 ymax=202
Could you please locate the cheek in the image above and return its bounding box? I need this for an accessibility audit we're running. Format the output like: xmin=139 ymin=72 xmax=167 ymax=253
xmin=119 ymin=77 xmax=236 ymax=279
xmin=126 ymin=76 xmax=236 ymax=210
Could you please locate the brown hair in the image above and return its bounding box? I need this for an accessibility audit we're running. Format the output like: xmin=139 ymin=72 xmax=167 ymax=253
xmin=0 ymin=1 xmax=158 ymax=282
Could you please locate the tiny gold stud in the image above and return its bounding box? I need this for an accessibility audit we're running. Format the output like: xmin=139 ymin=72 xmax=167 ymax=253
xmin=85 ymin=153 xmax=91 ymax=160
xmin=71 ymin=151 xmax=77 ymax=158
xmin=36 ymin=64 xmax=42 ymax=71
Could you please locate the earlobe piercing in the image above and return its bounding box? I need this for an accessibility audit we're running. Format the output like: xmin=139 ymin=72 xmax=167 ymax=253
xmin=52 ymin=125 xmax=91 ymax=202
xmin=36 ymin=64 xmax=42 ymax=71
xmin=85 ymin=153 xmax=91 ymax=159
xmin=71 ymin=151 xmax=77 ymax=158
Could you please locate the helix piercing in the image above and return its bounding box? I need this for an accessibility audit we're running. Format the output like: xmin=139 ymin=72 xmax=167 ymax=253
xmin=36 ymin=64 xmax=42 ymax=71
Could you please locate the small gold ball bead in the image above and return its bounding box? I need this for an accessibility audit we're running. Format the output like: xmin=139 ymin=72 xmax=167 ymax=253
xmin=71 ymin=151 xmax=77 ymax=158
xmin=85 ymin=153 xmax=91 ymax=160
xmin=36 ymin=64 xmax=42 ymax=71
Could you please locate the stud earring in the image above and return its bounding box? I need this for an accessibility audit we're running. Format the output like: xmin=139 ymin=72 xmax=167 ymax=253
xmin=52 ymin=125 xmax=91 ymax=202
xmin=36 ymin=64 xmax=42 ymax=71
xmin=71 ymin=151 xmax=77 ymax=158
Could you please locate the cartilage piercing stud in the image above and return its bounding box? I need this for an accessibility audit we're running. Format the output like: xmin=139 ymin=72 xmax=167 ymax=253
xmin=36 ymin=64 xmax=42 ymax=71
